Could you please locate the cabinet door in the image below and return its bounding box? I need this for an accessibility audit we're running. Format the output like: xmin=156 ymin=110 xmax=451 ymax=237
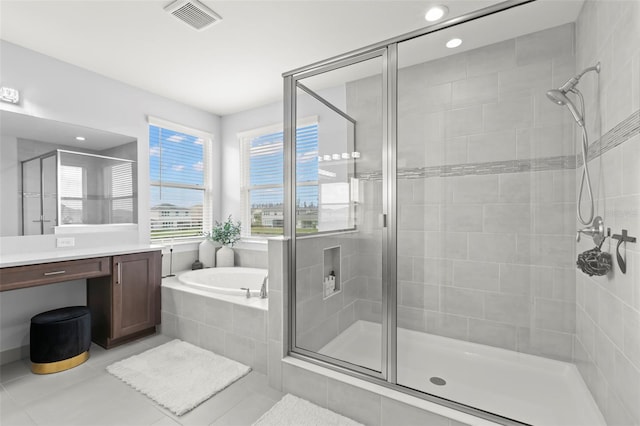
xmin=112 ymin=251 xmax=161 ymax=339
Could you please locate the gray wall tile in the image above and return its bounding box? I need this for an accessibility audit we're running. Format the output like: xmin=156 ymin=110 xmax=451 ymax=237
xmin=468 ymin=319 xmax=517 ymax=350
xmin=442 ymin=287 xmax=483 ymax=318
xmin=282 ymin=363 xmax=328 ymax=408
xmin=328 ymin=379 xmax=382 ymax=426
xmin=381 ymin=397 xmax=450 ymax=426
xmin=515 ymin=23 xmax=574 ymax=66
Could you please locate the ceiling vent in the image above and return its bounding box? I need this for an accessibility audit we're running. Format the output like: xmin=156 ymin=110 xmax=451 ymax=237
xmin=164 ymin=0 xmax=222 ymax=31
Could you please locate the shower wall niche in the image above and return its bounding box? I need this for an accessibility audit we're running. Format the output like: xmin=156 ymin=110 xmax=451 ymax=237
xmin=21 ymin=149 xmax=136 ymax=235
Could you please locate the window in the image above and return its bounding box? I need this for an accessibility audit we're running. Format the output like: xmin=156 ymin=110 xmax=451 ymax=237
xmin=239 ymin=119 xmax=318 ymax=237
xmin=149 ymin=118 xmax=213 ymax=240
xmin=108 ymin=162 xmax=135 ymax=223
xmin=59 ymin=165 xmax=84 ymax=224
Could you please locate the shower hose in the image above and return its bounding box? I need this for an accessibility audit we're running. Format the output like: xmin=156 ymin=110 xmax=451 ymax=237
xmin=574 ymin=89 xmax=594 ymax=226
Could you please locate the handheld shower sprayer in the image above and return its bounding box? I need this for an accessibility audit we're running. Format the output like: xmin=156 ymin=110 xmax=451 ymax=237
xmin=545 ymin=62 xmax=600 ymax=226
xmin=546 ymin=89 xmax=584 ymax=127
xmin=545 ymin=63 xmax=600 ymax=127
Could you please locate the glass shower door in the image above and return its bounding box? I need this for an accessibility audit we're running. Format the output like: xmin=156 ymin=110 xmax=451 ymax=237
xmin=290 ymin=52 xmax=388 ymax=376
xmin=21 ymin=157 xmax=42 ymax=235
xmin=41 ymin=154 xmax=57 ymax=233
xmin=21 ymin=152 xmax=57 ymax=235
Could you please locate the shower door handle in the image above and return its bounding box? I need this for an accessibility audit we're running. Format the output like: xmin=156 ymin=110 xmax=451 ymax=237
xmin=381 ymin=214 xmax=387 ymax=228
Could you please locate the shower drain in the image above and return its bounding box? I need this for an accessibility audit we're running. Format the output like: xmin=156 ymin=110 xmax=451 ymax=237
xmin=429 ymin=376 xmax=446 ymax=386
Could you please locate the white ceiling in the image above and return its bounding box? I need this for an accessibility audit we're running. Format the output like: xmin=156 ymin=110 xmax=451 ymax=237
xmin=0 ymin=0 xmax=583 ymax=116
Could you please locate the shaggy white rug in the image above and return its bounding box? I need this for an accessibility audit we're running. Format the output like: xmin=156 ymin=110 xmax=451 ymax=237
xmin=107 ymin=339 xmax=250 ymax=416
xmin=252 ymin=394 xmax=363 ymax=426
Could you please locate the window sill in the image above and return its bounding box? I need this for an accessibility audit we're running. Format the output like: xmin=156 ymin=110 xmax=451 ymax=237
xmin=151 ymin=237 xmax=202 ymax=253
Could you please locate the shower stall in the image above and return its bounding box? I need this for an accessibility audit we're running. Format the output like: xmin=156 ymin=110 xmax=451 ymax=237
xmin=283 ymin=1 xmax=606 ymax=424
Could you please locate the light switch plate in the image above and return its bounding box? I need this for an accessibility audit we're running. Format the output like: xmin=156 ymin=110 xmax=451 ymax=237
xmin=56 ymin=237 xmax=75 ymax=248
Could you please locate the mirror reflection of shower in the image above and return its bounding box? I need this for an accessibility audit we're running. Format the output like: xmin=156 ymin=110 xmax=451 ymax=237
xmin=546 ymin=62 xmax=600 ymax=225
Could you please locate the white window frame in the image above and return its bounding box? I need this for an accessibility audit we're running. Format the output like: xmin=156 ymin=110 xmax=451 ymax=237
xmin=148 ymin=116 xmax=214 ymax=241
xmin=238 ymin=117 xmax=317 ymax=238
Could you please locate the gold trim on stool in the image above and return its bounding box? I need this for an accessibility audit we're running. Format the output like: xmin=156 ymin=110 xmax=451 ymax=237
xmin=31 ymin=351 xmax=90 ymax=374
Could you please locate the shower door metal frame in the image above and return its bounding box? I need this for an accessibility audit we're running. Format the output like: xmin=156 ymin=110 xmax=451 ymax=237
xmin=284 ymin=1 xmax=534 ymax=424
xmin=21 ymin=151 xmax=58 ymax=235
xmin=285 ymin=47 xmax=393 ymax=381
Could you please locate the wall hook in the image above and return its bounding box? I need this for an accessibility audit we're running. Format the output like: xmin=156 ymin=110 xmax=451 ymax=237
xmin=611 ymin=229 xmax=636 ymax=274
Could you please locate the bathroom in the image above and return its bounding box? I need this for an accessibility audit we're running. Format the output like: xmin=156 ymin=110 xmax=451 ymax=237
xmin=1 ymin=0 xmax=639 ymax=425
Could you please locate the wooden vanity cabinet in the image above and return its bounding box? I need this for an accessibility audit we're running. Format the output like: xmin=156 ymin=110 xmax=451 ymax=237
xmin=88 ymin=250 xmax=161 ymax=349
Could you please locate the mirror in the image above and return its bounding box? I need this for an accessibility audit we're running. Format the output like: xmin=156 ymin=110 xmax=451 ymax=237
xmin=0 ymin=110 xmax=138 ymax=237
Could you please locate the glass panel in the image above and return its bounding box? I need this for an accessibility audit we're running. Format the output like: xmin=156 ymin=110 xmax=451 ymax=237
xmin=294 ymin=55 xmax=384 ymax=374
xmin=41 ymin=155 xmax=57 ymax=233
xmin=21 ymin=157 xmax=42 ymax=235
xmin=241 ymin=125 xmax=320 ymax=237
xmin=396 ymin=16 xmax=579 ymax=425
xmin=150 ymin=186 xmax=203 ymax=239
xmin=59 ymin=151 xmax=137 ymax=227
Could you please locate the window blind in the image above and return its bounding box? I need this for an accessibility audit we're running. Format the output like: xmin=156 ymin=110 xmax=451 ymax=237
xmin=240 ymin=123 xmax=318 ymax=236
xmin=59 ymin=165 xmax=84 ymax=224
xmin=149 ymin=124 xmax=208 ymax=240
xmin=110 ymin=162 xmax=134 ymax=223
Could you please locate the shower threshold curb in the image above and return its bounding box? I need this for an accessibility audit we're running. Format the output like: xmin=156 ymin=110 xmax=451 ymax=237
xmin=282 ymin=357 xmax=501 ymax=426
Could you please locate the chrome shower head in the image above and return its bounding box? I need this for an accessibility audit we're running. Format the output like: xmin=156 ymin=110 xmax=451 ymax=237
xmin=546 ymin=89 xmax=569 ymax=105
xmin=546 ymin=89 xmax=584 ymax=127
xmin=546 ymin=62 xmax=600 ymax=127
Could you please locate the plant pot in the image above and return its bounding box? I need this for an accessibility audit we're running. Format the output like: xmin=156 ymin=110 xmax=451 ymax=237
xmin=216 ymin=245 xmax=234 ymax=267
xmin=198 ymin=239 xmax=216 ymax=268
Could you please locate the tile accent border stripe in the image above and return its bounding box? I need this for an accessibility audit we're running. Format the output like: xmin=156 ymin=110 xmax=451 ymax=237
xmin=356 ymin=110 xmax=640 ymax=180
xmin=581 ymin=109 xmax=640 ymax=165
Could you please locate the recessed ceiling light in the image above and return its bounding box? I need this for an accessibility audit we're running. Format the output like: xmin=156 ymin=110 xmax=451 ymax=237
xmin=446 ymin=38 xmax=462 ymax=48
xmin=75 ymin=136 xmax=86 ymax=141
xmin=425 ymin=5 xmax=448 ymax=22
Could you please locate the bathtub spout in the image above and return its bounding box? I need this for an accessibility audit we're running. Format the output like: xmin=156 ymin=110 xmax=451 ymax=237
xmin=260 ymin=275 xmax=268 ymax=299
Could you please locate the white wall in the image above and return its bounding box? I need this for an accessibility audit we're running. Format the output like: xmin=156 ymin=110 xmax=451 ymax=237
xmin=0 ymin=135 xmax=19 ymax=237
xmin=0 ymin=40 xmax=222 ymax=246
xmin=0 ymin=40 xmax=221 ymax=356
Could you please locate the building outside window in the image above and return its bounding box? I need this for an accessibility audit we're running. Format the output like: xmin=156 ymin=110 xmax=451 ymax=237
xmin=149 ymin=117 xmax=213 ymax=240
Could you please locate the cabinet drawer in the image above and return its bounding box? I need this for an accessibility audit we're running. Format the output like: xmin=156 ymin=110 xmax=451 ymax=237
xmin=0 ymin=257 xmax=111 ymax=291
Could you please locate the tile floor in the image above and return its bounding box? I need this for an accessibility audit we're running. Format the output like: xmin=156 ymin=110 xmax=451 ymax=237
xmin=0 ymin=334 xmax=284 ymax=426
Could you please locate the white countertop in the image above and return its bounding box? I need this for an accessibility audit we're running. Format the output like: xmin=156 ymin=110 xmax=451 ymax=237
xmin=0 ymin=244 xmax=162 ymax=268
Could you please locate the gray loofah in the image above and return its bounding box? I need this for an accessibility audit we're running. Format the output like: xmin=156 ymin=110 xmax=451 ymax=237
xmin=577 ymin=247 xmax=612 ymax=276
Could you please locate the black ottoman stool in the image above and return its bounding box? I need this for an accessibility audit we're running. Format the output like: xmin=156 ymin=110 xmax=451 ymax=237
xmin=30 ymin=306 xmax=91 ymax=374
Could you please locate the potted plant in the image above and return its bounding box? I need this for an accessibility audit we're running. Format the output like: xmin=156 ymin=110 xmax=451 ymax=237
xmin=207 ymin=215 xmax=241 ymax=267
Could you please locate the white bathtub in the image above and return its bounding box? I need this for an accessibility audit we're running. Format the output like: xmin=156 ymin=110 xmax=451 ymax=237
xmin=177 ymin=267 xmax=267 ymax=298
xmin=319 ymin=320 xmax=606 ymax=426
xmin=160 ymin=267 xmax=268 ymax=372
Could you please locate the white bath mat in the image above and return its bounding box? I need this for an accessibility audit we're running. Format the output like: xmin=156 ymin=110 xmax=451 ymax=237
xmin=252 ymin=394 xmax=363 ymax=426
xmin=107 ymin=339 xmax=250 ymax=416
